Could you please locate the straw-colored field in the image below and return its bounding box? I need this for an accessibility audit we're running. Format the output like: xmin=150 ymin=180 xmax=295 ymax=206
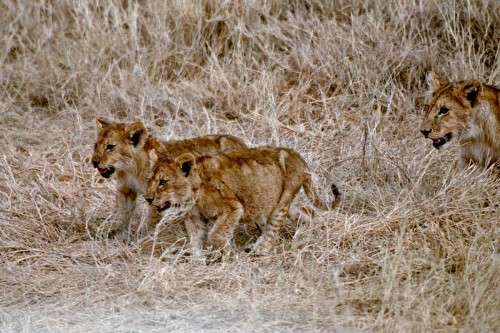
xmin=1 ymin=1 xmax=498 ymax=332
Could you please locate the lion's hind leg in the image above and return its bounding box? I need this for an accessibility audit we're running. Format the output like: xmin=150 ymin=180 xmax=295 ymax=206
xmin=250 ymin=188 xmax=298 ymax=255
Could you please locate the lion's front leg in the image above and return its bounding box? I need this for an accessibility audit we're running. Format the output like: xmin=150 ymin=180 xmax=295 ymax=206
xmin=184 ymin=210 xmax=207 ymax=258
xmin=206 ymin=201 xmax=244 ymax=250
xmin=114 ymin=186 xmax=137 ymax=242
xmin=145 ymin=207 xmax=162 ymax=234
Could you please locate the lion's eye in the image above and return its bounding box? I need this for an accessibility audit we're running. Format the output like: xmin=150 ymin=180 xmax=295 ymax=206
xmin=438 ymin=107 xmax=449 ymax=115
xmin=106 ymin=144 xmax=116 ymax=151
xmin=159 ymin=179 xmax=167 ymax=186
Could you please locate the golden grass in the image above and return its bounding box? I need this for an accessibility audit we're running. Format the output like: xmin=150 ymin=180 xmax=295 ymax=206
xmin=0 ymin=0 xmax=498 ymax=331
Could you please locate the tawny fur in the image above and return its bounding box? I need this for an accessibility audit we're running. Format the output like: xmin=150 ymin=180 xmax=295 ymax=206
xmin=420 ymin=73 xmax=500 ymax=170
xmin=145 ymin=147 xmax=340 ymax=256
xmin=91 ymin=118 xmax=247 ymax=241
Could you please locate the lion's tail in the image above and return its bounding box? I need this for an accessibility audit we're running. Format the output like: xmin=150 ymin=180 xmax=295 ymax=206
xmin=303 ymin=176 xmax=341 ymax=211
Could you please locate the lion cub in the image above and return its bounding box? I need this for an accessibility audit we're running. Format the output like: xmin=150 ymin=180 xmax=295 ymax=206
xmin=420 ymin=72 xmax=500 ymax=169
xmin=145 ymin=147 xmax=340 ymax=255
xmin=91 ymin=118 xmax=247 ymax=241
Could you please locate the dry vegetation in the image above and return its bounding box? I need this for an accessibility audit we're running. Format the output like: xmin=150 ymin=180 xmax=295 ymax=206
xmin=1 ymin=0 xmax=499 ymax=332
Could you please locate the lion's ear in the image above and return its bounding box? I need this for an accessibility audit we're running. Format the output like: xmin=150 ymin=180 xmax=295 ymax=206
xmin=148 ymin=148 xmax=158 ymax=169
xmin=461 ymin=80 xmax=482 ymax=108
xmin=427 ymin=72 xmax=443 ymax=92
xmin=96 ymin=117 xmax=111 ymax=131
xmin=175 ymin=153 xmax=196 ymax=177
xmin=125 ymin=122 xmax=148 ymax=148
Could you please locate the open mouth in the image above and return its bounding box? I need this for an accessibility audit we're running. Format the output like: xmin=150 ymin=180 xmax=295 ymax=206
xmin=156 ymin=201 xmax=171 ymax=212
xmin=97 ymin=166 xmax=115 ymax=178
xmin=432 ymin=133 xmax=452 ymax=148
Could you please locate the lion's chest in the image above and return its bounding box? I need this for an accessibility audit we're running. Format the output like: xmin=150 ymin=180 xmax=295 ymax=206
xmin=460 ymin=140 xmax=499 ymax=168
xmin=116 ymin=170 xmax=147 ymax=195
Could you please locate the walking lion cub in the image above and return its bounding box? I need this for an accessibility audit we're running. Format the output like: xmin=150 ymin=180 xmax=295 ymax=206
xmin=91 ymin=118 xmax=247 ymax=241
xmin=420 ymin=72 xmax=500 ymax=169
xmin=145 ymin=147 xmax=340 ymax=255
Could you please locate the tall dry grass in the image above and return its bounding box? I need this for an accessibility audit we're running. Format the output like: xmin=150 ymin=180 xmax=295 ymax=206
xmin=0 ymin=0 xmax=498 ymax=332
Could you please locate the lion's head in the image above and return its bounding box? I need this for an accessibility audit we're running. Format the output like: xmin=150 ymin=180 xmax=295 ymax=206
xmin=145 ymin=152 xmax=198 ymax=213
xmin=420 ymin=72 xmax=483 ymax=151
xmin=91 ymin=118 xmax=149 ymax=178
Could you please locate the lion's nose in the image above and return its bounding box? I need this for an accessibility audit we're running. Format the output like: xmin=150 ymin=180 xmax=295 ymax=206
xmin=92 ymin=160 xmax=99 ymax=168
xmin=145 ymin=197 xmax=153 ymax=205
xmin=420 ymin=129 xmax=431 ymax=137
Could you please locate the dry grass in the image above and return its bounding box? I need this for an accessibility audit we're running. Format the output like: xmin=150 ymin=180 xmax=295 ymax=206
xmin=1 ymin=0 xmax=499 ymax=332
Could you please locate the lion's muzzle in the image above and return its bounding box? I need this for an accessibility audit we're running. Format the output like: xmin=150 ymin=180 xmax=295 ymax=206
xmin=432 ymin=133 xmax=452 ymax=148
xmin=156 ymin=201 xmax=171 ymax=212
xmin=92 ymin=160 xmax=115 ymax=178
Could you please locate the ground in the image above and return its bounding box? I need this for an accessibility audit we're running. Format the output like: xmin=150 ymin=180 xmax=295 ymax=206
xmin=0 ymin=1 xmax=499 ymax=332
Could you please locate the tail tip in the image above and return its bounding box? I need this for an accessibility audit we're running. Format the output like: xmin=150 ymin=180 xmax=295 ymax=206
xmin=331 ymin=183 xmax=341 ymax=197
